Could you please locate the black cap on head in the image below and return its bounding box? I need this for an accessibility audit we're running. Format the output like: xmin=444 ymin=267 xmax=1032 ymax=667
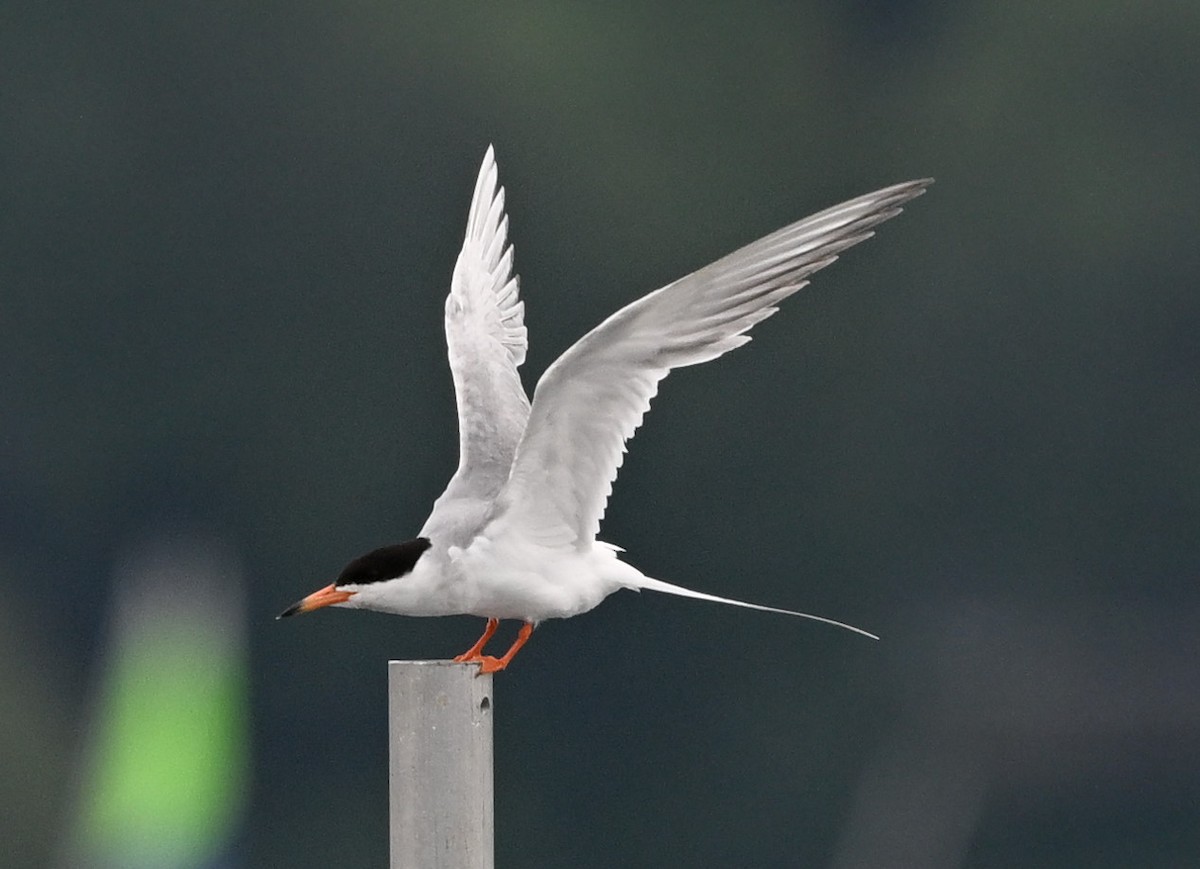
xmin=336 ymin=538 xmax=432 ymax=586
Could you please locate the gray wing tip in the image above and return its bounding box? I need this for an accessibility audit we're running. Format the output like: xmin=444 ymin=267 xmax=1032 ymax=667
xmin=866 ymin=178 xmax=934 ymax=211
xmin=878 ymin=177 xmax=934 ymax=204
xmin=895 ymin=177 xmax=935 ymax=199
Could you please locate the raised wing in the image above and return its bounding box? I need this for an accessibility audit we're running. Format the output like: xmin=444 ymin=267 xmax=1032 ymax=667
xmin=437 ymin=146 xmax=531 ymax=507
xmin=493 ymin=178 xmax=932 ymax=547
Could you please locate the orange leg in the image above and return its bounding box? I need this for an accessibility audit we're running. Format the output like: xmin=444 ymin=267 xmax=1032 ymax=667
xmin=453 ymin=618 xmax=499 ymax=662
xmin=475 ymin=622 xmax=534 ymax=674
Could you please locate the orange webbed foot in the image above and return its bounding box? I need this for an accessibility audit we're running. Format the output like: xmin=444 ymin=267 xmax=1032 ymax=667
xmin=467 ymin=622 xmax=534 ymax=675
xmin=454 ymin=618 xmax=499 ymax=662
xmin=475 ymin=656 xmax=509 ymax=675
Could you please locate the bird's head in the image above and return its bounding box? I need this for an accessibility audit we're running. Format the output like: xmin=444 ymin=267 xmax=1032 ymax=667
xmin=277 ymin=537 xmax=433 ymax=619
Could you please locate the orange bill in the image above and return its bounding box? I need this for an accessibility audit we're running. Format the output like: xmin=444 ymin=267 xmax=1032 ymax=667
xmin=277 ymin=583 xmax=354 ymax=619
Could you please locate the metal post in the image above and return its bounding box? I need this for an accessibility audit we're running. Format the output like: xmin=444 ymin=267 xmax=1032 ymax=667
xmin=388 ymin=661 xmax=494 ymax=869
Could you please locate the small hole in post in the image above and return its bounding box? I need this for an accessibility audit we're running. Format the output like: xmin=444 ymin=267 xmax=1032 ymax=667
xmin=480 ymin=696 xmax=491 ymax=712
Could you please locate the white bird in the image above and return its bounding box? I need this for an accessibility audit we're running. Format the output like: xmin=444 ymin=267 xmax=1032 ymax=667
xmin=280 ymin=148 xmax=930 ymax=672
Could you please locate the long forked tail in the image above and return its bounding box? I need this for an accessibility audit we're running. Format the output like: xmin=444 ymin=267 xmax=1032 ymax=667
xmin=631 ymin=575 xmax=879 ymax=640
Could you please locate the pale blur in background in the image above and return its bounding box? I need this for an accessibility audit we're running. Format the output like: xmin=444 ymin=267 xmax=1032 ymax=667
xmin=2 ymin=2 xmax=1198 ymax=867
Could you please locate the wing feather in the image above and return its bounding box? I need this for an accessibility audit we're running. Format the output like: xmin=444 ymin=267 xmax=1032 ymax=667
xmin=494 ymin=178 xmax=932 ymax=546
xmin=434 ymin=147 xmax=531 ymax=513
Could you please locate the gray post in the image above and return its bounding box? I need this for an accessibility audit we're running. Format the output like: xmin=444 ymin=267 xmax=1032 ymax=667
xmin=388 ymin=661 xmax=494 ymax=869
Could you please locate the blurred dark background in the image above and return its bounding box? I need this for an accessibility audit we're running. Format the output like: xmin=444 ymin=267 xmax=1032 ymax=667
xmin=3 ymin=2 xmax=1198 ymax=867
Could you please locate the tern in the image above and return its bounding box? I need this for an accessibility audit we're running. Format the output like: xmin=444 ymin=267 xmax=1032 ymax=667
xmin=280 ymin=148 xmax=930 ymax=672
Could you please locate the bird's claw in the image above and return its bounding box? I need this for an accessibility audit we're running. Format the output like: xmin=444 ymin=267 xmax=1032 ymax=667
xmin=475 ymin=656 xmax=507 ymax=675
xmin=451 ymin=652 xmax=503 ymax=674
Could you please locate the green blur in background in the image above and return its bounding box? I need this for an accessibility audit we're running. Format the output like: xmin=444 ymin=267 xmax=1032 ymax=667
xmin=62 ymin=540 xmax=249 ymax=869
xmin=2 ymin=2 xmax=1198 ymax=867
xmin=76 ymin=638 xmax=245 ymax=859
